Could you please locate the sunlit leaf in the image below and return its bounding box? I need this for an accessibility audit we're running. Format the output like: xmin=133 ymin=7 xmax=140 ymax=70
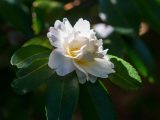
xmin=11 ymin=45 xmax=51 ymax=68
xmin=109 ymin=55 xmax=142 ymax=90
xmin=126 ymin=45 xmax=148 ymax=77
xmin=23 ymin=37 xmax=52 ymax=49
xmin=123 ymin=36 xmax=157 ymax=83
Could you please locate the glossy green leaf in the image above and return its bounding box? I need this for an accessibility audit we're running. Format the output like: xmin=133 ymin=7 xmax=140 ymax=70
xmin=0 ymin=0 xmax=33 ymax=35
xmin=80 ymin=81 xmax=116 ymax=120
xmin=109 ymin=55 xmax=142 ymax=90
xmin=123 ymin=35 xmax=157 ymax=82
xmin=11 ymin=59 xmax=54 ymax=94
xmin=126 ymin=45 xmax=148 ymax=77
xmin=16 ymin=58 xmax=48 ymax=77
xmin=11 ymin=45 xmax=51 ymax=68
xmin=32 ymin=1 xmax=64 ymax=34
xmin=99 ymin=0 xmax=141 ymax=34
xmin=45 ymin=73 xmax=79 ymax=120
xmin=23 ymin=37 xmax=52 ymax=49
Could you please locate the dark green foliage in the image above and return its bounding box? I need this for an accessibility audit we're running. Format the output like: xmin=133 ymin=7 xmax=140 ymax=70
xmin=46 ymin=73 xmax=79 ymax=120
xmin=80 ymin=81 xmax=116 ymax=120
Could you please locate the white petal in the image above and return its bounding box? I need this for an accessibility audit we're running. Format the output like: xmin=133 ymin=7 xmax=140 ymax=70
xmin=63 ymin=18 xmax=73 ymax=33
xmin=47 ymin=27 xmax=62 ymax=47
xmin=54 ymin=20 xmax=64 ymax=30
xmin=74 ymin=18 xmax=90 ymax=33
xmin=77 ymin=56 xmax=115 ymax=78
xmin=88 ymin=74 xmax=97 ymax=83
xmin=76 ymin=69 xmax=86 ymax=84
xmin=48 ymin=49 xmax=75 ymax=76
xmin=73 ymin=61 xmax=89 ymax=80
xmin=76 ymin=69 xmax=97 ymax=84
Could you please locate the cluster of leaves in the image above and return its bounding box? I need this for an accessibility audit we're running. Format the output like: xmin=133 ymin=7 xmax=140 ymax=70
xmin=1 ymin=0 xmax=158 ymax=119
xmin=10 ymin=42 xmax=142 ymax=120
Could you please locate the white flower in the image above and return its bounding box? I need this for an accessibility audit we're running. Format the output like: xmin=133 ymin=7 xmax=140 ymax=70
xmin=47 ymin=18 xmax=115 ymax=84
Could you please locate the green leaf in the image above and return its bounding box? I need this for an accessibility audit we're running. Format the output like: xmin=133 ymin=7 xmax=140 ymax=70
xmin=45 ymin=73 xmax=79 ymax=120
xmin=124 ymin=36 xmax=156 ymax=83
xmin=126 ymin=45 xmax=148 ymax=77
xmin=23 ymin=37 xmax=52 ymax=49
xmin=109 ymin=55 xmax=142 ymax=90
xmin=32 ymin=1 xmax=64 ymax=34
xmin=11 ymin=59 xmax=54 ymax=94
xmin=11 ymin=45 xmax=51 ymax=68
xmin=99 ymin=0 xmax=141 ymax=34
xmin=0 ymin=0 xmax=33 ymax=35
xmin=80 ymin=81 xmax=116 ymax=120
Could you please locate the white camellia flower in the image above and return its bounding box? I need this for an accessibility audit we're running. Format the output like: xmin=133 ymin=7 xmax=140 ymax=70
xmin=47 ymin=18 xmax=115 ymax=84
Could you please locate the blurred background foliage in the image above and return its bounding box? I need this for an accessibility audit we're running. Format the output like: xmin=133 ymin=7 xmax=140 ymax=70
xmin=0 ymin=0 xmax=160 ymax=119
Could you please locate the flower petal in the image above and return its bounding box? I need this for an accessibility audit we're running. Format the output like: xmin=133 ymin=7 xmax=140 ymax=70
xmin=48 ymin=49 xmax=75 ymax=76
xmin=76 ymin=69 xmax=97 ymax=84
xmin=77 ymin=56 xmax=115 ymax=78
xmin=63 ymin=18 xmax=73 ymax=33
xmin=47 ymin=27 xmax=62 ymax=47
xmin=74 ymin=18 xmax=90 ymax=33
xmin=76 ymin=69 xmax=86 ymax=84
xmin=88 ymin=74 xmax=97 ymax=83
xmin=54 ymin=20 xmax=64 ymax=30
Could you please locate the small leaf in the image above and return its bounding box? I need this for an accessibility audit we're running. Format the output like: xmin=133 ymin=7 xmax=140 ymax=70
xmin=11 ymin=59 xmax=54 ymax=94
xmin=45 ymin=73 xmax=79 ymax=120
xmin=11 ymin=45 xmax=51 ymax=68
xmin=80 ymin=81 xmax=116 ymax=120
xmin=109 ymin=55 xmax=142 ymax=90
xmin=23 ymin=37 xmax=52 ymax=49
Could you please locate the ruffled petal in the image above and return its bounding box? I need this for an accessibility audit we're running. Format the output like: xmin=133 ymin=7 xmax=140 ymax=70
xmin=74 ymin=61 xmax=98 ymax=83
xmin=54 ymin=20 xmax=64 ymax=30
xmin=76 ymin=69 xmax=97 ymax=84
xmin=47 ymin=27 xmax=62 ymax=47
xmin=48 ymin=49 xmax=75 ymax=76
xmin=77 ymin=56 xmax=115 ymax=78
xmin=74 ymin=18 xmax=90 ymax=34
xmin=63 ymin=18 xmax=73 ymax=33
xmin=76 ymin=69 xmax=86 ymax=84
xmin=88 ymin=74 xmax=97 ymax=83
